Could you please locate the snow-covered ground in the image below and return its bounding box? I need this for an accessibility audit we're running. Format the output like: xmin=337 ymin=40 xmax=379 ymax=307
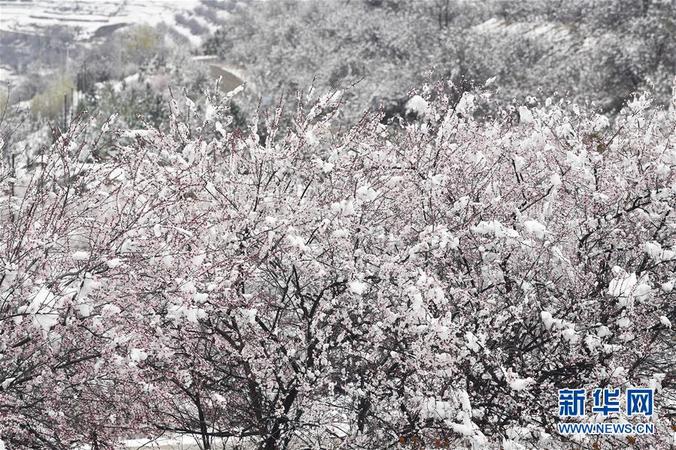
xmin=0 ymin=0 xmax=221 ymax=42
xmin=0 ymin=0 xmax=233 ymax=89
xmin=77 ymin=435 xmax=250 ymax=450
xmin=0 ymin=64 xmax=18 ymax=84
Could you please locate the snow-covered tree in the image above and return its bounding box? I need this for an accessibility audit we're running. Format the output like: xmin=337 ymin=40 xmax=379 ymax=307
xmin=1 ymin=84 xmax=674 ymax=449
xmin=205 ymin=0 xmax=675 ymax=121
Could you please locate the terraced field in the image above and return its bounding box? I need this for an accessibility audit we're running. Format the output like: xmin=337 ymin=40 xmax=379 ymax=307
xmin=0 ymin=0 xmax=224 ymax=42
xmin=0 ymin=0 xmax=233 ymax=87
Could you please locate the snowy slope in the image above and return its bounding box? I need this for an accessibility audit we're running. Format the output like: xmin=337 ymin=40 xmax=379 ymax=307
xmin=0 ymin=0 xmax=208 ymax=43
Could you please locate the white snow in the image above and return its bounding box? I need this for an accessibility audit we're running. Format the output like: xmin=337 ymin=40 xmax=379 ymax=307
xmin=322 ymin=162 xmax=335 ymax=173
xmin=421 ymin=397 xmax=454 ymax=420
xmin=596 ymin=325 xmax=612 ymax=338
xmin=456 ymin=92 xmax=476 ymax=116
xmin=608 ymin=267 xmax=637 ymax=305
xmin=193 ymin=292 xmax=208 ymax=303
xmin=633 ymin=282 xmax=652 ymax=302
xmin=508 ymin=377 xmax=535 ymax=391
xmin=449 ymin=420 xmax=475 ymax=436
xmin=33 ymin=311 xmax=58 ymax=332
xmin=550 ymin=173 xmax=562 ymax=186
xmin=287 ymin=235 xmax=309 ymax=252
xmin=331 ymin=199 xmax=356 ymax=216
xmin=1 ymin=377 xmax=16 ymax=390
xmin=540 ymin=311 xmax=555 ymax=330
xmin=644 ymin=241 xmax=663 ymax=260
xmin=523 ymin=219 xmax=546 ymax=239
xmin=465 ymin=331 xmax=481 ymax=352
xmin=617 ymin=317 xmax=632 ymax=328
xmin=108 ymin=168 xmax=126 ymax=182
xmin=122 ymin=130 xmax=155 ymax=139
xmin=72 ymin=251 xmax=90 ymax=261
xmin=102 ymin=304 xmax=122 ymax=316
xmin=430 ymin=174 xmax=446 ymax=186
xmin=179 ymin=280 xmax=197 ymax=294
xmin=356 ymin=184 xmax=378 ymax=202
xmin=106 ymin=258 xmax=122 ymax=269
xmin=16 ymin=287 xmax=60 ymax=333
xmin=518 ymin=106 xmax=534 ymax=124
xmin=405 ymin=95 xmax=429 ymax=117
xmin=332 ymin=229 xmax=350 ymax=238
xmin=348 ymin=280 xmax=368 ymax=295
xmin=77 ymin=303 xmax=94 ymax=318
xmin=120 ymin=435 xmax=222 ymax=449
xmin=561 ymin=327 xmax=578 ymax=343
xmin=191 ymin=253 xmax=206 ymax=267
xmin=659 ymin=316 xmax=671 ymax=328
xmin=472 ymin=220 xmax=519 ymax=239
xmin=130 ymin=348 xmax=148 ymax=362
xmin=167 ymin=304 xmax=206 ymax=324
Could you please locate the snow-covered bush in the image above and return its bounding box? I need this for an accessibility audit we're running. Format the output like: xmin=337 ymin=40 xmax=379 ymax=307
xmin=0 ymin=86 xmax=674 ymax=449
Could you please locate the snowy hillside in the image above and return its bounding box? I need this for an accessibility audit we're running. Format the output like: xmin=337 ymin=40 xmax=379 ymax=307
xmin=0 ymin=0 xmax=225 ymax=43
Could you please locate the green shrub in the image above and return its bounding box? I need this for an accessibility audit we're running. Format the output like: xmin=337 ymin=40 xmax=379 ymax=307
xmin=30 ymin=77 xmax=75 ymax=120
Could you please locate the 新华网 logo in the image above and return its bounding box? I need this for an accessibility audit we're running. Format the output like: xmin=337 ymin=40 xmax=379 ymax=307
xmin=556 ymin=387 xmax=655 ymax=435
